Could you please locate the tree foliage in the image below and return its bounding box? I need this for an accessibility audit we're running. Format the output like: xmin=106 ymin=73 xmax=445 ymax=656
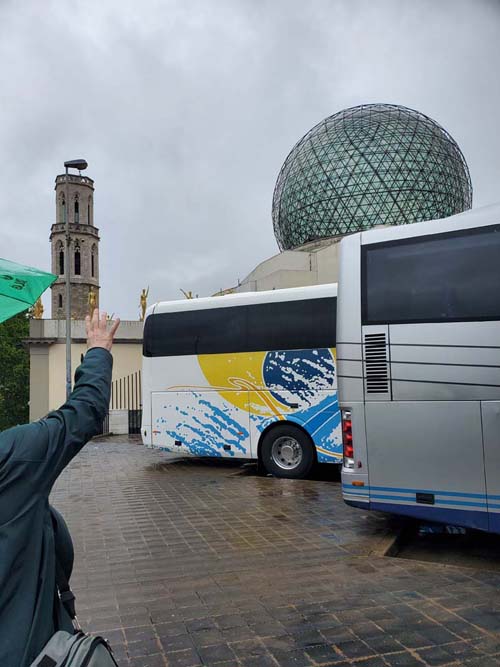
xmin=0 ymin=312 xmax=29 ymax=431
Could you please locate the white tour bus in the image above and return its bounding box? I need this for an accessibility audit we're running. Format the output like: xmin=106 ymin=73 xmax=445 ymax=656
xmin=337 ymin=203 xmax=500 ymax=533
xmin=142 ymin=284 xmax=341 ymax=478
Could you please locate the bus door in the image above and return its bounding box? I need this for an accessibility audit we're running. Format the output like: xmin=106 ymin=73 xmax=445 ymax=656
xmin=362 ymin=323 xmax=488 ymax=531
xmin=151 ymin=389 xmax=251 ymax=459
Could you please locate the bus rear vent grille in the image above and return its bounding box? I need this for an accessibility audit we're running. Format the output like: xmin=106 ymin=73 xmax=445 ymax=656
xmin=364 ymin=333 xmax=389 ymax=394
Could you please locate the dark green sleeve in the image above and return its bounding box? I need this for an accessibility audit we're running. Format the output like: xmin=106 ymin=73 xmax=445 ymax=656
xmin=8 ymin=347 xmax=112 ymax=493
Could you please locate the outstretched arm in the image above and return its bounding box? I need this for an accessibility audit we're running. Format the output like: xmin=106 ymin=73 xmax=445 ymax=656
xmin=3 ymin=310 xmax=120 ymax=493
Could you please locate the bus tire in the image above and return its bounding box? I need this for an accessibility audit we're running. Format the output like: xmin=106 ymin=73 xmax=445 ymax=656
xmin=260 ymin=424 xmax=315 ymax=479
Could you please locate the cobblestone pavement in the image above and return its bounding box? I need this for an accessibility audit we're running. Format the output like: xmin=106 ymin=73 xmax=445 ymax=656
xmin=51 ymin=438 xmax=500 ymax=667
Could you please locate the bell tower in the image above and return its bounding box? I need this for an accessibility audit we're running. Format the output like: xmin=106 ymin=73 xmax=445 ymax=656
xmin=50 ymin=173 xmax=100 ymax=318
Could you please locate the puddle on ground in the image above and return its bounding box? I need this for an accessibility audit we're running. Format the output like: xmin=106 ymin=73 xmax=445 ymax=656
xmin=145 ymin=456 xmax=245 ymax=473
xmin=392 ymin=524 xmax=500 ymax=571
xmin=232 ymin=462 xmax=341 ymax=482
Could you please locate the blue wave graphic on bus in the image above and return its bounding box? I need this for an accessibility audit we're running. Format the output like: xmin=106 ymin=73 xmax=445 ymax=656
xmin=154 ymin=347 xmax=341 ymax=462
xmin=159 ymin=393 xmax=250 ymax=457
xmin=252 ymin=393 xmax=341 ymax=463
xmin=263 ymin=349 xmax=335 ymax=409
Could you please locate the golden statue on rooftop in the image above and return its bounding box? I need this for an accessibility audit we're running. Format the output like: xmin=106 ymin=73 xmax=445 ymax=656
xmin=140 ymin=287 xmax=149 ymax=321
xmin=180 ymin=289 xmax=197 ymax=299
xmin=32 ymin=297 xmax=44 ymax=319
xmin=88 ymin=286 xmax=96 ymax=315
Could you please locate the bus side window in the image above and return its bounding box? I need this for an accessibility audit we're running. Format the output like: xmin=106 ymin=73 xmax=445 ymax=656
xmin=248 ymin=298 xmax=336 ymax=351
xmin=362 ymin=225 xmax=500 ymax=325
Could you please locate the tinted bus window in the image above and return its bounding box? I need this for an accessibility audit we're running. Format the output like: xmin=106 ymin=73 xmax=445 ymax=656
xmin=143 ymin=297 xmax=336 ymax=357
xmin=362 ymin=225 xmax=500 ymax=324
xmin=143 ymin=306 xmax=247 ymax=357
xmin=248 ymin=298 xmax=336 ymax=351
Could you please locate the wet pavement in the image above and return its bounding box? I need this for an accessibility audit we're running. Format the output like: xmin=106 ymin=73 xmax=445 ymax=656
xmin=51 ymin=438 xmax=500 ymax=666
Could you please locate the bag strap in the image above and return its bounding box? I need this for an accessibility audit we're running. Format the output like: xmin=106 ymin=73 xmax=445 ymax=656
xmin=49 ymin=506 xmax=77 ymax=622
xmin=55 ymin=555 xmax=77 ymax=620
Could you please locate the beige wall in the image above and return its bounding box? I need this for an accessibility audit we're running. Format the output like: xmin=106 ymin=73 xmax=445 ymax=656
xmin=316 ymin=243 xmax=340 ymax=284
xmin=29 ymin=346 xmax=50 ymax=421
xmin=45 ymin=341 xmax=142 ymax=413
xmin=236 ymin=238 xmax=341 ymax=293
xmin=29 ymin=319 xmax=143 ymax=421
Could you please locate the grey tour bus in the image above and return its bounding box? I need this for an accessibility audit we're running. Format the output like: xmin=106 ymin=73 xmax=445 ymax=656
xmin=337 ymin=203 xmax=500 ymax=533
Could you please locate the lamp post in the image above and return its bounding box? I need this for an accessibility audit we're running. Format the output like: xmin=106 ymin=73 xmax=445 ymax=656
xmin=63 ymin=159 xmax=88 ymax=401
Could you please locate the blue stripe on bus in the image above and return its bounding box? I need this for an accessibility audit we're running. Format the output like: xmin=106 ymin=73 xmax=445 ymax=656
xmin=304 ymin=399 xmax=337 ymax=426
xmin=342 ymin=482 xmax=500 ymax=500
xmin=342 ymin=486 xmax=489 ymax=507
xmin=343 ymin=490 xmax=369 ymax=496
xmin=343 ymin=488 xmax=500 ymax=511
xmin=311 ymin=410 xmax=340 ymax=436
xmin=342 ymin=491 xmax=368 ymax=497
xmin=373 ymin=486 xmax=485 ymax=499
xmin=366 ymin=501 xmax=489 ymax=531
xmin=368 ymin=494 xmax=487 ymax=508
xmin=342 ymin=483 xmax=486 ymax=499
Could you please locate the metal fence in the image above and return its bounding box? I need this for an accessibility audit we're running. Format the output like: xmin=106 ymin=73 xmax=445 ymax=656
xmin=111 ymin=370 xmax=142 ymax=435
xmin=95 ymin=411 xmax=110 ymax=437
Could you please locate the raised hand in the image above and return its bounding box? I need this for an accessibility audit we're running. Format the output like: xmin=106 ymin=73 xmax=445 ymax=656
xmin=85 ymin=309 xmax=120 ymax=351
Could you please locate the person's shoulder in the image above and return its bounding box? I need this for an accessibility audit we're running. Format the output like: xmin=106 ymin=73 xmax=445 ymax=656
xmin=0 ymin=421 xmax=46 ymax=462
xmin=0 ymin=424 xmax=25 ymax=457
xmin=0 ymin=423 xmax=26 ymax=443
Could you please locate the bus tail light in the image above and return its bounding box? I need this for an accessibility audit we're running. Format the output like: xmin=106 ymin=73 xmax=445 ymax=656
xmin=342 ymin=409 xmax=354 ymax=469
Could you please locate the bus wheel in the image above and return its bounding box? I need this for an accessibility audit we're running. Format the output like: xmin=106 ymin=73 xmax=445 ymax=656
xmin=260 ymin=424 xmax=315 ymax=479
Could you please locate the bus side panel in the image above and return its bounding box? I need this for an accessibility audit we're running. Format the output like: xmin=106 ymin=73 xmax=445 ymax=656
xmin=151 ymin=390 xmax=251 ymax=458
xmin=364 ymin=401 xmax=489 ymax=531
xmin=146 ymin=354 xmax=253 ymax=458
xmin=390 ymin=321 xmax=500 ymax=402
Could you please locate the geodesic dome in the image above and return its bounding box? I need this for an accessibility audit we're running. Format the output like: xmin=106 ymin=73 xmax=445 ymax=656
xmin=272 ymin=104 xmax=472 ymax=250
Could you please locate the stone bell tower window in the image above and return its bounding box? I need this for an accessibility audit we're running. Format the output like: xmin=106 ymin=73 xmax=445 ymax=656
xmin=58 ymin=294 xmax=63 ymax=308
xmin=91 ymin=244 xmax=96 ymax=277
xmin=58 ymin=241 xmax=64 ymax=275
xmin=74 ymin=196 xmax=80 ymax=224
xmin=60 ymin=195 xmax=66 ymax=224
xmin=74 ymin=241 xmax=81 ymax=275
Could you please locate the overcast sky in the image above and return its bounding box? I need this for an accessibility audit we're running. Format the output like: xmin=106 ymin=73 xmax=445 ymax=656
xmin=0 ymin=0 xmax=499 ymax=319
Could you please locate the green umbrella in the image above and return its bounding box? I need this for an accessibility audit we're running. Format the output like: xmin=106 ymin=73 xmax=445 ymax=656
xmin=0 ymin=258 xmax=56 ymax=323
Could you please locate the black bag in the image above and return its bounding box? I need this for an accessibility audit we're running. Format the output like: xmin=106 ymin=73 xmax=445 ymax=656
xmin=30 ymin=631 xmax=119 ymax=666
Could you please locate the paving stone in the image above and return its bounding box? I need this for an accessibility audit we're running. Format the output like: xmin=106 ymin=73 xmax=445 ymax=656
xmin=416 ymin=645 xmax=457 ymax=665
xmin=383 ymin=651 xmax=426 ymax=666
xmin=129 ymin=655 xmax=166 ymax=667
xmin=269 ymin=649 xmax=314 ymax=666
xmin=158 ymin=633 xmax=195 ymax=652
xmin=366 ymin=635 xmax=405 ymax=654
xmin=335 ymin=638 xmax=375 ymax=659
xmin=241 ymin=656 xmax=278 ymax=667
xmin=304 ymin=643 xmax=342 ymax=662
xmin=164 ymin=648 xmax=202 ymax=667
xmin=356 ymin=659 xmax=390 ymax=667
xmin=197 ymin=643 xmax=237 ymax=663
